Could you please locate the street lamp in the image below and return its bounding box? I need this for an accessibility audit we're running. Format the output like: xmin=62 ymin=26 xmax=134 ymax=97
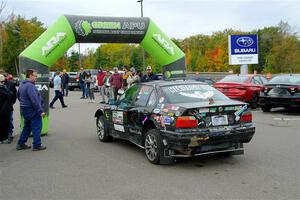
xmin=137 ymin=0 xmax=145 ymax=68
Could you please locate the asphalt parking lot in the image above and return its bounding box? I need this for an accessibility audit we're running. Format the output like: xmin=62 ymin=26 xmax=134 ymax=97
xmin=0 ymin=90 xmax=299 ymax=200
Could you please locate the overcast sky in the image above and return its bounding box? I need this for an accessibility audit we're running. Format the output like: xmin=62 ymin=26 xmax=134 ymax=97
xmin=3 ymin=0 xmax=300 ymax=53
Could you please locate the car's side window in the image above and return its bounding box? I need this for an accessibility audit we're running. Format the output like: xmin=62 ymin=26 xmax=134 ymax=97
xmin=134 ymin=86 xmax=154 ymax=107
xmin=147 ymin=90 xmax=157 ymax=107
xmin=118 ymin=85 xmax=140 ymax=107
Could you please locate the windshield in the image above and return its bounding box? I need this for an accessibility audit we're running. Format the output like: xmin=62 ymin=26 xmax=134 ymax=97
xmin=269 ymin=75 xmax=300 ymax=84
xmin=219 ymin=75 xmax=249 ymax=83
xmin=162 ymin=84 xmax=229 ymax=104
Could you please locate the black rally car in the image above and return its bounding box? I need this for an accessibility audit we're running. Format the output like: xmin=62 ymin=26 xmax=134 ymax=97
xmin=94 ymin=80 xmax=255 ymax=165
xmin=259 ymin=74 xmax=300 ymax=112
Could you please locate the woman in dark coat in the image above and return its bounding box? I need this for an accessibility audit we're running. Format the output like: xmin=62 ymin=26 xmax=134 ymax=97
xmin=0 ymin=74 xmax=13 ymax=143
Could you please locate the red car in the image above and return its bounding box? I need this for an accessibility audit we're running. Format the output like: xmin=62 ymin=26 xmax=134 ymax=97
xmin=213 ymin=74 xmax=268 ymax=108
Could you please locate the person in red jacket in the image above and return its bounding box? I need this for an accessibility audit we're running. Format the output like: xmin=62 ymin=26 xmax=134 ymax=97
xmin=109 ymin=67 xmax=123 ymax=101
xmin=96 ymin=68 xmax=106 ymax=103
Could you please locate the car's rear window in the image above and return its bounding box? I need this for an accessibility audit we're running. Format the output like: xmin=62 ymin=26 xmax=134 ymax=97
xmin=219 ymin=75 xmax=249 ymax=83
xmin=162 ymin=84 xmax=229 ymax=104
xmin=269 ymin=75 xmax=300 ymax=84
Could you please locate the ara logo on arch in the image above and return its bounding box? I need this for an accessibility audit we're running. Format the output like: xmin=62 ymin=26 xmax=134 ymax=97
xmin=41 ymin=32 xmax=67 ymax=57
xmin=152 ymin=33 xmax=175 ymax=55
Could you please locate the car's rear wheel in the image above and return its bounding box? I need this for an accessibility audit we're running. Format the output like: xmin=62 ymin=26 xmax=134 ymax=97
xmin=96 ymin=116 xmax=112 ymax=142
xmin=144 ymin=129 xmax=164 ymax=164
xmin=250 ymin=93 xmax=259 ymax=109
xmin=261 ymin=105 xmax=271 ymax=112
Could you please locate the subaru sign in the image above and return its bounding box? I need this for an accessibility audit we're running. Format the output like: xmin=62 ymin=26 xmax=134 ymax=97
xmin=228 ymin=34 xmax=258 ymax=65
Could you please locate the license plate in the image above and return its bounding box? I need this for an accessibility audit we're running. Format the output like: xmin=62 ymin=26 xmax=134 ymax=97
xmin=211 ymin=115 xmax=228 ymax=126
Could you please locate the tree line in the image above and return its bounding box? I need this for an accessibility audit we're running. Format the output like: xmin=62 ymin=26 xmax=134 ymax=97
xmin=1 ymin=10 xmax=299 ymax=75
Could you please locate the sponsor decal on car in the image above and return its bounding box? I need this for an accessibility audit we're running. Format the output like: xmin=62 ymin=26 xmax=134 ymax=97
xmin=114 ymin=124 xmax=125 ymax=132
xmin=112 ymin=111 xmax=123 ymax=124
xmin=234 ymin=105 xmax=248 ymax=121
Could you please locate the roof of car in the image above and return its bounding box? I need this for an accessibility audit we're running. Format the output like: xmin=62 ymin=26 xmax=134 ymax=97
xmin=140 ymin=79 xmax=207 ymax=87
xmin=226 ymin=74 xmax=260 ymax=77
xmin=273 ymin=74 xmax=300 ymax=77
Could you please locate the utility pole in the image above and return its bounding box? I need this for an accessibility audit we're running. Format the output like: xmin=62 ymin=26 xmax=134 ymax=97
xmin=78 ymin=43 xmax=82 ymax=69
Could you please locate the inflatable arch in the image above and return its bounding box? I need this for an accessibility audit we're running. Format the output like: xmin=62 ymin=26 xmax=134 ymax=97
xmin=19 ymin=15 xmax=186 ymax=134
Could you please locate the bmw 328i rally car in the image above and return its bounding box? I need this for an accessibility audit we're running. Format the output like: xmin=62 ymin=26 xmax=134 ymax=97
xmin=94 ymin=80 xmax=255 ymax=165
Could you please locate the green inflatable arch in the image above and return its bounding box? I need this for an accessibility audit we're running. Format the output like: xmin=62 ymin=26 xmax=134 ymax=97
xmin=19 ymin=15 xmax=186 ymax=134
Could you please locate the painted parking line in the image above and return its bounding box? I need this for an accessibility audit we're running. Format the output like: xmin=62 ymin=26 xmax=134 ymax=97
xmin=273 ymin=117 xmax=300 ymax=121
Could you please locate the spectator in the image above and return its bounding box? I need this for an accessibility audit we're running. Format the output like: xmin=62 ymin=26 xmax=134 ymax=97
xmin=61 ymin=69 xmax=69 ymax=97
xmin=49 ymin=71 xmax=67 ymax=109
xmin=96 ymin=68 xmax=106 ymax=103
xmin=16 ymin=69 xmax=46 ymax=151
xmin=122 ymin=65 xmax=131 ymax=90
xmin=78 ymin=68 xmax=88 ymax=99
xmin=104 ymin=70 xmax=113 ymax=104
xmin=0 ymin=74 xmax=13 ymax=144
xmin=0 ymin=70 xmax=17 ymax=143
xmin=85 ymin=71 xmax=96 ymax=103
xmin=127 ymin=67 xmax=141 ymax=87
xmin=141 ymin=66 xmax=159 ymax=82
xmin=109 ymin=67 xmax=123 ymax=102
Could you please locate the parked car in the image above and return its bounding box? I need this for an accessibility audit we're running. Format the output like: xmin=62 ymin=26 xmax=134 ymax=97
xmin=213 ymin=74 xmax=268 ymax=108
xmin=259 ymin=74 xmax=300 ymax=112
xmin=94 ymin=80 xmax=255 ymax=165
xmin=188 ymin=75 xmax=215 ymax=85
xmin=5 ymin=74 xmax=20 ymax=86
xmin=68 ymin=72 xmax=80 ymax=91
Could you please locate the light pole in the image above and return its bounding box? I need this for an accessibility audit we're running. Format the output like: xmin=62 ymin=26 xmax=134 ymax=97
xmin=137 ymin=0 xmax=145 ymax=68
xmin=78 ymin=43 xmax=82 ymax=69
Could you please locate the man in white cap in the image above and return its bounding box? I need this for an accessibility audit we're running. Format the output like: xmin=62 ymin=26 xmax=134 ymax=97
xmin=141 ymin=66 xmax=159 ymax=82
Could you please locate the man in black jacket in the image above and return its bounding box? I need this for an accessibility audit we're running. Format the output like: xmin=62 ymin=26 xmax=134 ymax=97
xmin=0 ymin=70 xmax=17 ymax=143
xmin=61 ymin=69 xmax=69 ymax=97
xmin=0 ymin=74 xmax=14 ymax=143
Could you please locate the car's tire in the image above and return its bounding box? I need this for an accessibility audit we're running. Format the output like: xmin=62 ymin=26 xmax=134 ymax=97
xmin=261 ymin=105 xmax=271 ymax=112
xmin=96 ymin=116 xmax=112 ymax=142
xmin=250 ymin=93 xmax=259 ymax=109
xmin=144 ymin=129 xmax=165 ymax=164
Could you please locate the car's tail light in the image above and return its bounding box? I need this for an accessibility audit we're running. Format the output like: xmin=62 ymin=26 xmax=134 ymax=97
xmin=262 ymin=86 xmax=272 ymax=93
xmin=289 ymin=86 xmax=300 ymax=94
xmin=176 ymin=116 xmax=198 ymax=128
xmin=240 ymin=112 xmax=252 ymax=123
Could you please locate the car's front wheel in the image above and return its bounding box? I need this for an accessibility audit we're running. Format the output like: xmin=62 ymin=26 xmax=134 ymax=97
xmin=96 ymin=116 xmax=112 ymax=142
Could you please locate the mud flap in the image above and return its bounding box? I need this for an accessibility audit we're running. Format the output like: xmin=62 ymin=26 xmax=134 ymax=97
xmin=231 ymin=143 xmax=244 ymax=155
xmin=159 ymin=148 xmax=176 ymax=165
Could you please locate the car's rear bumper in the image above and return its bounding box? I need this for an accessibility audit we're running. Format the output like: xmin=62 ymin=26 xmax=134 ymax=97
xmin=224 ymin=94 xmax=252 ymax=102
xmin=259 ymin=96 xmax=300 ymax=107
xmin=160 ymin=125 xmax=255 ymax=156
